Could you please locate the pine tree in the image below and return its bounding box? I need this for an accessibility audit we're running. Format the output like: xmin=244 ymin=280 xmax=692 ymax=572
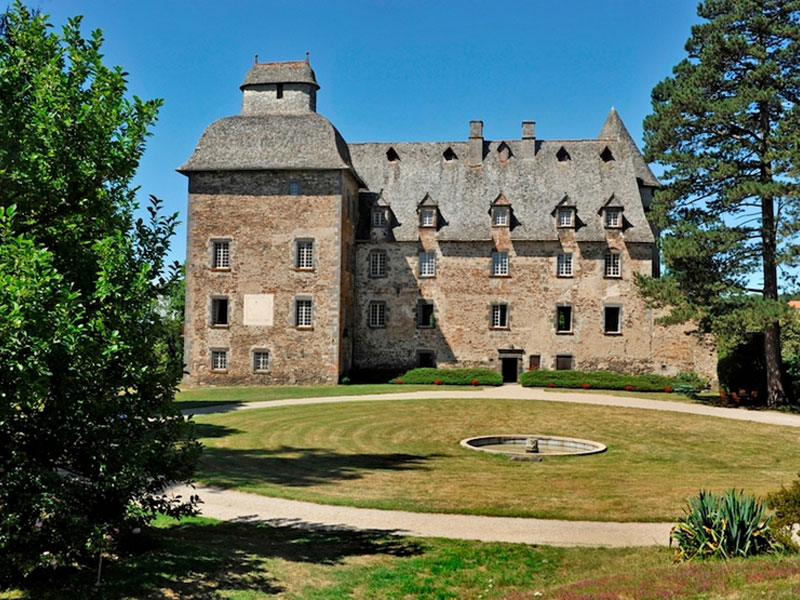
xmin=640 ymin=0 xmax=800 ymax=407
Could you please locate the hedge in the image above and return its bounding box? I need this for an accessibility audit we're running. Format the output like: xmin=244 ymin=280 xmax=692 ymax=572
xmin=392 ymin=368 xmax=503 ymax=386
xmin=519 ymin=369 xmax=707 ymax=393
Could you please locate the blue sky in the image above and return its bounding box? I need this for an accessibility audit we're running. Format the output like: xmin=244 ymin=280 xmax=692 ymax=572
xmin=40 ymin=0 xmax=701 ymax=265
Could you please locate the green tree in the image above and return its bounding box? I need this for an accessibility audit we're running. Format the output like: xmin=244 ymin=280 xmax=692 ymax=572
xmin=0 ymin=3 xmax=199 ymax=583
xmin=640 ymin=0 xmax=800 ymax=407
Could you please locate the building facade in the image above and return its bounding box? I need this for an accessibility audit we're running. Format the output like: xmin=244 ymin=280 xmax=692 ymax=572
xmin=179 ymin=59 xmax=716 ymax=386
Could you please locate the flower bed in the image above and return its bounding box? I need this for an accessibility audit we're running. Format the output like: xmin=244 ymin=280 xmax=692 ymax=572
xmin=519 ymin=369 xmax=707 ymax=393
xmin=391 ymin=368 xmax=503 ymax=386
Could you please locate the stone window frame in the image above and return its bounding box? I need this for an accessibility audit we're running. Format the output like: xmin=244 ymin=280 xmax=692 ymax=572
xmin=419 ymin=207 xmax=437 ymax=228
xmin=557 ymin=252 xmax=573 ymax=277
xmin=556 ymin=304 xmax=573 ymax=335
xmin=416 ymin=300 xmax=435 ymax=329
xmin=604 ymin=251 xmax=622 ymax=278
xmin=295 ymin=238 xmax=315 ymax=271
xmin=419 ymin=251 xmax=436 ymax=278
xmin=210 ymin=348 xmax=229 ymax=372
xmin=369 ymin=249 xmax=387 ymax=278
xmin=555 ymin=354 xmax=574 ymax=370
xmin=368 ymin=300 xmax=387 ymax=328
xmin=294 ymin=296 xmax=314 ymax=329
xmin=491 ymin=206 xmax=510 ymax=227
xmin=604 ymin=304 xmax=623 ymax=335
xmin=491 ymin=251 xmax=509 ymax=277
xmin=252 ymin=349 xmax=270 ymax=373
xmin=557 ymin=207 xmax=575 ymax=228
xmin=210 ymin=295 xmax=230 ymax=328
xmin=490 ymin=303 xmax=509 ymax=329
xmin=210 ymin=238 xmax=232 ymax=271
xmin=288 ymin=180 xmax=301 ymax=196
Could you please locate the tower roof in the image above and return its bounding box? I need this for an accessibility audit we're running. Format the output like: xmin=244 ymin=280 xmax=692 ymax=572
xmin=598 ymin=108 xmax=659 ymax=187
xmin=240 ymin=60 xmax=319 ymax=90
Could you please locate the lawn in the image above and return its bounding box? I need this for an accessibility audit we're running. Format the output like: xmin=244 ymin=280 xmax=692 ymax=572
xmin=174 ymin=383 xmax=439 ymax=410
xmin=6 ymin=516 xmax=800 ymax=599
xmin=193 ymin=397 xmax=800 ymax=522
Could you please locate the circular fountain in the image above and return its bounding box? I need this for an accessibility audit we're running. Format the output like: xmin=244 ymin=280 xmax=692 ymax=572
xmin=460 ymin=434 xmax=606 ymax=461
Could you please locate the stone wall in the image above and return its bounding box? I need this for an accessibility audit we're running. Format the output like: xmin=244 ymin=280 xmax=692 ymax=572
xmin=183 ymin=170 xmax=344 ymax=386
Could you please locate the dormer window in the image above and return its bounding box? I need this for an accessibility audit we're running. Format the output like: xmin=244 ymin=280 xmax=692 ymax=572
xmin=420 ymin=207 xmax=437 ymax=228
xmin=556 ymin=146 xmax=571 ymax=162
xmin=443 ymin=147 xmax=458 ymax=161
xmin=372 ymin=208 xmax=388 ymax=227
xmin=557 ymin=207 xmax=575 ymax=228
xmin=600 ymin=146 xmax=614 ymax=162
xmin=386 ymin=147 xmax=400 ymax=162
xmin=492 ymin=206 xmax=510 ymax=227
xmin=605 ymin=208 xmax=622 ymax=228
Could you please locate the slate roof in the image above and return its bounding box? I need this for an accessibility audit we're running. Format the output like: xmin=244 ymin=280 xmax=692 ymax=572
xmin=241 ymin=60 xmax=319 ymax=89
xmin=349 ymin=110 xmax=658 ymax=243
xmin=178 ymin=113 xmax=356 ymax=173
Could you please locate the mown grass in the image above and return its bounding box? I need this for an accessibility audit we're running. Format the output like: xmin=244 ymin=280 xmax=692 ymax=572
xmin=174 ymin=383 xmax=440 ymax=410
xmin=193 ymin=397 xmax=800 ymax=522
xmin=5 ymin=516 xmax=800 ymax=599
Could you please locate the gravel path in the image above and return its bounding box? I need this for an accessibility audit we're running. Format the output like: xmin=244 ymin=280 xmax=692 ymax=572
xmin=174 ymin=385 xmax=800 ymax=547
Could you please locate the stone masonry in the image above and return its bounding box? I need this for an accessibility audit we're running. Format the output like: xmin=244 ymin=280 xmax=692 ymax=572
xmin=179 ymin=58 xmax=717 ymax=386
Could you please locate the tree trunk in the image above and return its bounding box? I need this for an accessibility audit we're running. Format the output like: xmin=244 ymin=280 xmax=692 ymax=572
xmin=761 ymin=190 xmax=786 ymax=408
xmin=764 ymin=322 xmax=785 ymax=408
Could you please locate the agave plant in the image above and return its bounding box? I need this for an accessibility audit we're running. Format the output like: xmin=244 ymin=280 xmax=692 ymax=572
xmin=671 ymin=490 xmax=780 ymax=561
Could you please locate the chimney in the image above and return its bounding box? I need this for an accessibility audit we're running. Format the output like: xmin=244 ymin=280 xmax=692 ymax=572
xmin=521 ymin=121 xmax=536 ymax=160
xmin=469 ymin=120 xmax=484 ymax=167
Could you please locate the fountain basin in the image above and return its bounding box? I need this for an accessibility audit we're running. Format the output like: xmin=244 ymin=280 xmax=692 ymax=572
xmin=460 ymin=434 xmax=606 ymax=459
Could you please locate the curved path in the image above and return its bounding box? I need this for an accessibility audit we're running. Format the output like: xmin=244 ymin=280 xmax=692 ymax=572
xmin=173 ymin=385 xmax=800 ymax=547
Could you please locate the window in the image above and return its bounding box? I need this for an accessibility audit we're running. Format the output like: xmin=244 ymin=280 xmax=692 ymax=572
xmin=296 ymin=240 xmax=314 ymax=270
xmin=417 ymin=301 xmax=435 ymax=328
xmin=211 ymin=350 xmax=228 ymax=371
xmin=289 ymin=181 xmax=300 ymax=196
xmin=420 ymin=208 xmax=437 ymax=228
xmin=211 ymin=297 xmax=229 ymax=326
xmin=492 ymin=206 xmax=510 ymax=227
xmin=369 ymin=250 xmax=387 ymax=277
xmin=529 ymin=355 xmax=541 ymax=370
xmin=386 ymin=147 xmax=400 ymax=162
xmin=253 ymin=350 xmax=270 ymax=372
xmin=600 ymin=146 xmax=614 ymax=162
xmin=419 ymin=251 xmax=436 ymax=277
xmin=605 ymin=306 xmax=621 ymax=334
xmin=556 ymin=355 xmax=573 ymax=370
xmin=418 ymin=350 xmax=436 ymax=368
xmin=491 ymin=304 xmax=509 ymax=329
xmin=492 ymin=252 xmax=509 ymax=276
xmin=276 ymin=83 xmax=284 ymax=99
xmin=604 ymin=252 xmax=621 ymax=277
xmin=295 ymin=299 xmax=313 ymax=328
xmin=605 ymin=209 xmax=622 ymax=228
xmin=557 ymin=253 xmax=573 ymax=277
xmin=556 ymin=146 xmax=571 ymax=162
xmin=443 ymin=147 xmax=458 ymax=161
xmin=372 ymin=208 xmax=388 ymax=227
xmin=368 ymin=301 xmax=386 ymax=328
xmin=212 ymin=240 xmax=230 ymax=269
xmin=557 ymin=208 xmax=575 ymax=228
xmin=556 ymin=306 xmax=572 ymax=333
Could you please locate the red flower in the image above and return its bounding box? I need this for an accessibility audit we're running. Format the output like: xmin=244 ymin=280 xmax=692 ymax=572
xmin=547 ymin=382 xmax=555 ymax=387
xmin=625 ymin=385 xmax=634 ymax=391
xmin=395 ymin=379 xmax=403 ymax=385
xmin=434 ymin=378 xmax=443 ymax=385
xmin=471 ymin=379 xmax=479 ymax=386
xmin=581 ymin=383 xmax=590 ymax=389
xmin=664 ymin=386 xmax=673 ymax=393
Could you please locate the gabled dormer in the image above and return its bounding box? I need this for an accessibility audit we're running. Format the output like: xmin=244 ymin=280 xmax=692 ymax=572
xmin=598 ymin=194 xmax=624 ymax=229
xmin=417 ymin=193 xmax=439 ymax=228
xmin=371 ymin=191 xmax=393 ymax=228
xmin=489 ymin=193 xmax=512 ymax=227
xmin=552 ymin=195 xmax=577 ymax=229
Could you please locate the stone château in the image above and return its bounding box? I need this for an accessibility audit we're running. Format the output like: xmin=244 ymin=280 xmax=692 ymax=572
xmin=179 ymin=58 xmax=716 ymax=386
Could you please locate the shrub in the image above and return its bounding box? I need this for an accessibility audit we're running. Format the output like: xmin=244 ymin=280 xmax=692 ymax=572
xmin=765 ymin=474 xmax=800 ymax=550
xmin=519 ymin=369 xmax=709 ymax=393
xmin=671 ymin=490 xmax=780 ymax=561
xmin=392 ymin=368 xmax=503 ymax=386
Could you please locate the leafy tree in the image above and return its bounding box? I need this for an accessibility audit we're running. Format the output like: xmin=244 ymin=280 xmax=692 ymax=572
xmin=0 ymin=3 xmax=199 ymax=583
xmin=639 ymin=0 xmax=800 ymax=407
